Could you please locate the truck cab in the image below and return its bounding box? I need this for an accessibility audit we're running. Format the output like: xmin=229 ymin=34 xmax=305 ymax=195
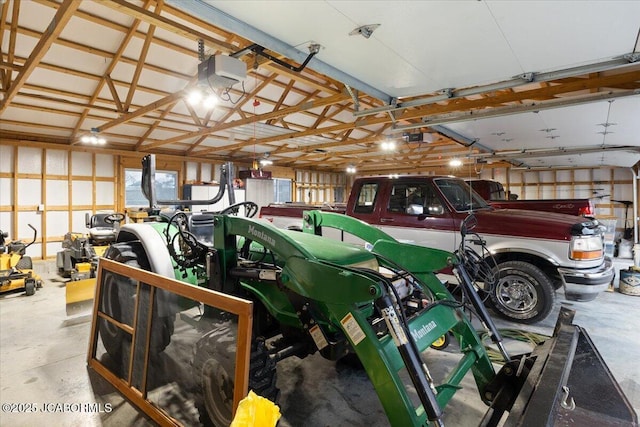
xmin=347 ymin=176 xmax=613 ymax=323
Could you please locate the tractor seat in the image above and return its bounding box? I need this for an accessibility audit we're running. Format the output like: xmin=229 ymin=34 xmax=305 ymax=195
xmin=88 ymin=213 xmax=119 ymax=245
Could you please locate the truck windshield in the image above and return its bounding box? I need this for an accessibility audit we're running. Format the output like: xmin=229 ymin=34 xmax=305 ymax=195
xmin=435 ymin=178 xmax=491 ymax=212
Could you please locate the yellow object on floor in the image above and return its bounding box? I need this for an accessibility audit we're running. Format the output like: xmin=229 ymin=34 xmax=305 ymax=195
xmin=65 ymin=278 xmax=96 ymax=316
xmin=230 ymin=390 xmax=281 ymax=427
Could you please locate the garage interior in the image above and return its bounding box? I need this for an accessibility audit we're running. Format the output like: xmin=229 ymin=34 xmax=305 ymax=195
xmin=1 ymin=1 xmax=640 ymax=426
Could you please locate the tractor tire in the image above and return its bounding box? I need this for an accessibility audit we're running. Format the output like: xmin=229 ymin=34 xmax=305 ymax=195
xmin=490 ymin=261 xmax=555 ymax=324
xmin=25 ymin=279 xmax=36 ymax=296
xmin=194 ymin=322 xmax=278 ymax=427
xmin=15 ymin=256 xmax=33 ymax=270
xmin=99 ymin=242 xmax=174 ymax=377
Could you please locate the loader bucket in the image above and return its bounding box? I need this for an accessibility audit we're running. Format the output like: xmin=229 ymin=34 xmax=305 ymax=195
xmin=491 ymin=307 xmax=638 ymax=426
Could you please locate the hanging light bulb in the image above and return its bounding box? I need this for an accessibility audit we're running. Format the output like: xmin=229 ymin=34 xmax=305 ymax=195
xmin=187 ymin=89 xmax=203 ymax=106
xmin=203 ymin=93 xmax=218 ymax=109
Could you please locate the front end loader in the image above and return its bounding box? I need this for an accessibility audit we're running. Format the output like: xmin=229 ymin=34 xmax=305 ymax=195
xmin=97 ymin=208 xmax=637 ymax=426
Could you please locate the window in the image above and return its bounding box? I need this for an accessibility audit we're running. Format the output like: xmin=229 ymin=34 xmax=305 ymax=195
xmin=388 ymin=183 xmax=445 ymax=216
xmin=435 ymin=178 xmax=489 ymax=212
xmin=273 ymin=178 xmax=292 ymax=203
xmin=354 ymin=183 xmax=378 ymax=214
xmin=125 ymin=168 xmax=178 ymax=207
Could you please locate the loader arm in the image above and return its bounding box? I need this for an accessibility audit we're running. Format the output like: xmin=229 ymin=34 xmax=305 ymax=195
xmin=300 ymin=210 xmax=638 ymax=426
xmin=205 ymin=214 xmax=499 ymax=426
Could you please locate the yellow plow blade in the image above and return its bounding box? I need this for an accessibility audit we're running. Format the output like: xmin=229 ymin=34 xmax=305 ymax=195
xmin=65 ymin=278 xmax=96 ymax=316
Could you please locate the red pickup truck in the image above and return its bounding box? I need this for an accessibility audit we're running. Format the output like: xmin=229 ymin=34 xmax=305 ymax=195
xmin=466 ymin=179 xmax=595 ymax=217
xmin=260 ymin=176 xmax=613 ymax=324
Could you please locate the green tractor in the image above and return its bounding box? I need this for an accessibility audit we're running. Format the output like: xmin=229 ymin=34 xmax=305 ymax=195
xmin=95 ymin=155 xmax=637 ymax=426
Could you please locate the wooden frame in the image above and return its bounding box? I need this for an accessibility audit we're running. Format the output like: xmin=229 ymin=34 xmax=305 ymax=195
xmin=87 ymin=258 xmax=253 ymax=426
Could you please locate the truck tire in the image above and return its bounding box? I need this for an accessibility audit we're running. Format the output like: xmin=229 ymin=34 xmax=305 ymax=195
xmin=490 ymin=261 xmax=554 ymax=324
xmin=194 ymin=323 xmax=278 ymax=427
xmin=99 ymin=242 xmax=174 ymax=376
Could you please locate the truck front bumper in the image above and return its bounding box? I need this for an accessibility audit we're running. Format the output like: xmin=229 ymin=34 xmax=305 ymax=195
xmin=558 ymin=257 xmax=614 ymax=301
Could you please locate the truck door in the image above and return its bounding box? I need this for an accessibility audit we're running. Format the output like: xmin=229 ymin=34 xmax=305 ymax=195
xmin=351 ymin=180 xmax=456 ymax=251
xmin=382 ymin=181 xmax=456 ymax=250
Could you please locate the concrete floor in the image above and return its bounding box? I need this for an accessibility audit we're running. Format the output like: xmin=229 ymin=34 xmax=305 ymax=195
xmin=1 ymin=259 xmax=639 ymax=427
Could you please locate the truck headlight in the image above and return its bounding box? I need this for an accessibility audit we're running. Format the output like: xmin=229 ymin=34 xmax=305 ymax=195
xmin=569 ymin=235 xmax=603 ymax=260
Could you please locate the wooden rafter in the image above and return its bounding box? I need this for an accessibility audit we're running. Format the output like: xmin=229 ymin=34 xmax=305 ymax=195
xmin=3 ymin=0 xmax=20 ymax=91
xmin=68 ymin=4 xmax=146 ymax=139
xmin=0 ymin=0 xmax=80 ymax=114
xmin=123 ymin=1 xmax=162 ymax=112
xmin=135 ymin=100 xmax=179 ymax=150
xmin=267 ymin=79 xmax=295 ymax=125
xmin=101 ymin=0 xmax=236 ymax=53
xmin=96 ymin=90 xmax=188 ymax=132
xmin=164 ymin=91 xmax=350 ymax=150
xmin=105 ymin=74 xmax=124 ymax=113
xmin=12 ymin=25 xmax=190 ymax=81
xmin=183 ymin=100 xmax=204 ymax=128
xmin=0 ymin=0 xmax=10 ymax=89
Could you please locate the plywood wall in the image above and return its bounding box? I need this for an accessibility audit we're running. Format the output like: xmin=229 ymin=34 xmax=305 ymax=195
xmin=0 ymin=142 xmax=303 ymax=259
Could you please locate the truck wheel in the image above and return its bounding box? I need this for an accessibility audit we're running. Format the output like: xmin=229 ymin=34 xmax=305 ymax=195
xmin=99 ymin=243 xmax=174 ymax=374
xmin=490 ymin=261 xmax=554 ymax=324
xmin=194 ymin=323 xmax=278 ymax=427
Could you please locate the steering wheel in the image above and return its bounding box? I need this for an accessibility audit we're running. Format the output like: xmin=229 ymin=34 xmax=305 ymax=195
xmin=104 ymin=213 xmax=126 ymax=224
xmin=220 ymin=201 xmax=259 ymax=218
xmin=166 ymin=212 xmax=207 ymax=269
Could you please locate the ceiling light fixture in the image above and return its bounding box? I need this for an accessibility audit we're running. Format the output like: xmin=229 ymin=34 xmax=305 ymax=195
xmin=346 ymin=165 xmax=357 ymax=174
xmin=449 ymin=158 xmax=462 ymax=168
xmin=81 ymin=129 xmax=106 ymax=145
xmin=349 ymin=24 xmax=381 ymax=39
xmin=187 ymin=87 xmax=218 ymax=109
xmin=381 ymin=141 xmax=396 ymax=151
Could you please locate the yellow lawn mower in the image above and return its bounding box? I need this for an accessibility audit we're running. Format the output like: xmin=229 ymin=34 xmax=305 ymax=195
xmin=0 ymin=224 xmax=43 ymax=297
xmin=57 ymin=212 xmax=125 ymax=314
